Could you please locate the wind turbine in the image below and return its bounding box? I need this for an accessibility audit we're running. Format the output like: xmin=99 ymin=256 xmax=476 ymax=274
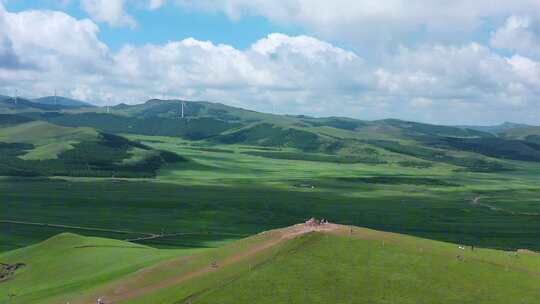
xmin=12 ymin=89 xmax=18 ymax=105
xmin=54 ymin=89 xmax=57 ymax=106
xmin=181 ymin=101 xmax=185 ymax=118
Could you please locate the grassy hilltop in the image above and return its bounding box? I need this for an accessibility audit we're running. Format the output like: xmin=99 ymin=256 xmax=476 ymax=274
xmin=0 ymin=224 xmax=538 ymax=304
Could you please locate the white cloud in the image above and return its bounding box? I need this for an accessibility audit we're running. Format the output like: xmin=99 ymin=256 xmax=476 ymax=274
xmin=378 ymin=43 xmax=512 ymax=95
xmin=0 ymin=3 xmax=21 ymax=69
xmin=109 ymin=33 xmax=368 ymax=106
xmin=0 ymin=4 xmax=111 ymax=96
xmin=410 ymin=98 xmax=433 ymax=108
xmin=491 ymin=15 xmax=540 ymax=58
xmin=508 ymin=55 xmax=540 ymax=89
xmin=81 ymin=0 xmax=136 ymax=28
xmin=0 ymin=4 xmax=539 ymax=125
xmin=374 ymin=43 xmax=540 ymax=123
xmin=175 ymin=0 xmax=540 ymax=45
xmin=4 ymin=6 xmax=110 ymax=72
xmin=249 ymin=33 xmax=366 ymax=90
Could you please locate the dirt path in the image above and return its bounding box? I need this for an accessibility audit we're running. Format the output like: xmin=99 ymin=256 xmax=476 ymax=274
xmin=1 ymin=220 xmax=248 ymax=243
xmin=126 ymin=232 xmax=247 ymax=242
xmin=66 ymin=222 xmax=539 ymax=303
xmin=77 ymin=223 xmax=342 ymax=303
xmin=0 ymin=220 xmax=153 ymax=238
xmin=470 ymin=197 xmax=540 ymax=216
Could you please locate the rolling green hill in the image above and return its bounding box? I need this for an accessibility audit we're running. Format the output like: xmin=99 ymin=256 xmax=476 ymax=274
xmin=0 ymin=233 xmax=200 ymax=303
xmin=1 ymin=224 xmax=538 ymax=304
xmin=14 ymin=98 xmax=535 ymax=173
xmin=458 ymin=122 xmax=532 ymax=134
xmin=500 ymin=126 xmax=540 ymax=144
xmin=0 ymin=114 xmax=34 ymax=126
xmin=1 ymin=97 xmax=539 ymax=256
xmin=0 ymin=120 xmax=187 ymax=177
xmin=0 ymin=96 xmax=91 ymax=112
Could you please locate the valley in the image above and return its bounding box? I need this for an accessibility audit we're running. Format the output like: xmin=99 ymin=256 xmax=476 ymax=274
xmin=0 ymin=96 xmax=538 ymax=303
xmin=1 ymin=97 xmax=539 ymax=253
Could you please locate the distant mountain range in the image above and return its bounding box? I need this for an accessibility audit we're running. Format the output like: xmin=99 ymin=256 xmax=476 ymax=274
xmin=1 ymin=96 xmax=539 ymax=176
xmin=1 ymin=95 xmax=536 ymax=129
xmin=32 ymin=96 xmax=94 ymax=108
xmin=0 ymin=95 xmax=93 ymax=110
xmin=458 ymin=122 xmax=533 ymax=134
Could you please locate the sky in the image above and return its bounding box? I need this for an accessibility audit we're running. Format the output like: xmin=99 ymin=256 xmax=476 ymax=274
xmin=1 ymin=0 xmax=540 ymax=125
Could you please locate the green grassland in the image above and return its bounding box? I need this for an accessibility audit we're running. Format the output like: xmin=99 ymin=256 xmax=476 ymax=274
xmin=0 ymin=98 xmax=539 ymax=303
xmin=0 ymin=119 xmax=186 ymax=178
xmin=1 ymin=136 xmax=538 ymax=252
xmin=1 ymin=226 xmax=538 ymax=303
xmin=0 ymin=99 xmax=538 ymax=252
xmin=0 ymin=233 xmax=204 ymax=303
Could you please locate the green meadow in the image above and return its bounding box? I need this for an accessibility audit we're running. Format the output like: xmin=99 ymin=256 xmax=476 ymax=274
xmin=2 ymin=134 xmax=539 ymax=253
xmin=1 ymin=99 xmax=539 ymax=303
xmin=1 ymin=226 xmax=538 ymax=304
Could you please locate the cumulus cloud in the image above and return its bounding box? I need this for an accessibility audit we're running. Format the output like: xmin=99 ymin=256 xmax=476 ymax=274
xmin=0 ymin=4 xmax=23 ymax=69
xmin=0 ymin=4 xmax=539 ymax=125
xmin=109 ymin=33 xmax=368 ymax=111
xmin=175 ymin=0 xmax=540 ymax=45
xmin=374 ymin=43 xmax=540 ymax=123
xmin=81 ymin=0 xmax=136 ymax=28
xmin=507 ymin=55 xmax=540 ymax=90
xmin=410 ymin=97 xmax=433 ymax=108
xmin=491 ymin=16 xmax=540 ymax=58
xmin=0 ymin=4 xmax=111 ymax=96
xmin=377 ymin=43 xmax=512 ymax=96
xmin=4 ymin=6 xmax=110 ymax=71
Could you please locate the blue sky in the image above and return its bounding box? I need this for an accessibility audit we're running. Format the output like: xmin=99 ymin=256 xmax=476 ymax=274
xmin=5 ymin=0 xmax=301 ymax=51
xmin=1 ymin=0 xmax=539 ymax=125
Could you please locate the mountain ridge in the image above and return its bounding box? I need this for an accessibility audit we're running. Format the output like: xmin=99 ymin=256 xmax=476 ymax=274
xmin=1 ymin=98 xmax=539 ymax=174
xmin=32 ymin=96 xmax=94 ymax=108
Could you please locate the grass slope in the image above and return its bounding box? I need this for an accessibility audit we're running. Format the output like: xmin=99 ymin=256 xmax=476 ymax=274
xmin=3 ymin=225 xmax=538 ymax=303
xmin=26 ymin=99 xmax=538 ymax=169
xmin=501 ymin=126 xmax=540 ymax=144
xmin=192 ymin=230 xmax=539 ymax=304
xmin=2 ymin=134 xmax=539 ymax=253
xmin=0 ymin=121 xmax=188 ymax=177
xmin=0 ymin=233 xmax=202 ymax=303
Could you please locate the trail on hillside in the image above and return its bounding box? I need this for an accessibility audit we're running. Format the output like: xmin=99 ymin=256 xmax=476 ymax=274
xmin=0 ymin=220 xmax=152 ymax=237
xmin=470 ymin=197 xmax=540 ymax=216
xmin=72 ymin=222 xmax=539 ymax=303
xmin=0 ymin=220 xmax=248 ymax=244
xmin=76 ymin=223 xmax=342 ymax=303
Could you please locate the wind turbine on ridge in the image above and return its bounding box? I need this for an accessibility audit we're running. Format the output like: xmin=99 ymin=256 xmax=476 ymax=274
xmin=13 ymin=89 xmax=18 ymax=105
xmin=181 ymin=100 xmax=186 ymax=119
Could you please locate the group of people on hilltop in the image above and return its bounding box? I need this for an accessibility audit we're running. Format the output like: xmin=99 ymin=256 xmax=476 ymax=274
xmin=305 ymin=217 xmax=329 ymax=226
